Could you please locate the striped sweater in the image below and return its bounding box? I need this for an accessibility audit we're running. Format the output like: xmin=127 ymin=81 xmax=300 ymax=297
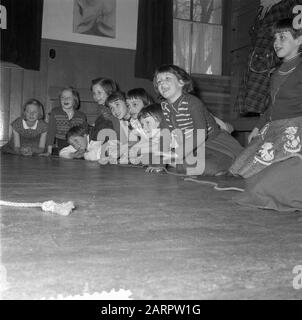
xmin=160 ymin=93 xmax=220 ymax=143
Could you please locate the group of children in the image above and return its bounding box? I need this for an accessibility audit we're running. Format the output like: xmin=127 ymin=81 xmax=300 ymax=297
xmin=2 ymin=18 xmax=302 ymax=212
xmin=2 ymin=67 xmax=242 ymax=175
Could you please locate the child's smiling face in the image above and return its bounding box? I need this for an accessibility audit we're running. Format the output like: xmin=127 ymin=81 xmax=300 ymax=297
xmin=273 ymin=31 xmax=302 ymax=60
xmin=68 ymin=135 xmax=88 ymax=151
xmin=155 ymin=72 xmax=184 ymax=103
xmin=92 ymin=83 xmax=108 ymax=106
xmin=24 ymin=104 xmax=40 ymax=123
xmin=140 ymin=115 xmax=160 ymax=137
xmin=109 ymin=99 xmax=128 ymax=120
xmin=126 ymin=98 xmax=145 ymax=119
xmin=60 ymin=89 xmax=74 ymax=110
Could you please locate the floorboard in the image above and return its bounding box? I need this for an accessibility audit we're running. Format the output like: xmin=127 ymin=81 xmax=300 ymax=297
xmin=0 ymin=154 xmax=301 ymax=299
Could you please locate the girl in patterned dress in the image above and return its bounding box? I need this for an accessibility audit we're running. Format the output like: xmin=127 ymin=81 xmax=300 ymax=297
xmin=1 ymin=99 xmax=48 ymax=156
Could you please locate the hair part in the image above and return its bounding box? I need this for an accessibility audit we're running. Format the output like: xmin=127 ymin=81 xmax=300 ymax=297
xmin=90 ymin=77 xmax=119 ymax=95
xmin=153 ymin=64 xmax=194 ymax=96
xmin=23 ymin=98 xmax=45 ymax=120
xmin=126 ymin=88 xmax=155 ymax=106
xmin=137 ymin=103 xmax=164 ymax=124
xmin=66 ymin=125 xmax=88 ymax=141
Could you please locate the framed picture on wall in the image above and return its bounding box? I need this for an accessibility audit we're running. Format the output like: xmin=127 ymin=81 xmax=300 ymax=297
xmin=73 ymin=0 xmax=116 ymax=38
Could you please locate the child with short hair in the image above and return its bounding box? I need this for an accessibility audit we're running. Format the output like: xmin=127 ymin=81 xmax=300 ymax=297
xmin=128 ymin=103 xmax=165 ymax=166
xmin=126 ymin=88 xmax=155 ymax=120
xmin=153 ymin=64 xmax=243 ymax=175
xmin=42 ymin=86 xmax=88 ymax=156
xmin=1 ymin=99 xmax=48 ymax=156
xmin=90 ymin=77 xmax=119 ymax=141
xmin=230 ymin=18 xmax=302 ymax=212
xmin=104 ymin=91 xmax=142 ymax=163
xmin=106 ymin=91 xmax=132 ymax=142
xmin=229 ymin=18 xmax=302 ymax=179
xmin=59 ymin=125 xmax=103 ymax=161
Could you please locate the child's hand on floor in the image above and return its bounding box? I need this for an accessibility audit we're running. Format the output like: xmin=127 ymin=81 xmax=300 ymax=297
xmin=20 ymin=146 xmax=33 ymax=156
xmin=39 ymin=152 xmax=51 ymax=157
xmin=145 ymin=166 xmax=167 ymax=174
xmin=72 ymin=149 xmax=85 ymax=159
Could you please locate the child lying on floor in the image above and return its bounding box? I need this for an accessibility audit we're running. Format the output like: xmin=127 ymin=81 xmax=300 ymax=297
xmin=59 ymin=125 xmax=104 ymax=161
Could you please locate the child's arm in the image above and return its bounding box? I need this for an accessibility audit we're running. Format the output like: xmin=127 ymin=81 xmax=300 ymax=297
xmin=181 ymin=100 xmax=207 ymax=158
xmin=12 ymin=129 xmax=21 ymax=154
xmin=40 ymin=111 xmax=56 ymax=156
xmin=32 ymin=132 xmax=47 ymax=155
xmin=213 ymin=116 xmax=234 ymax=133
xmin=59 ymin=145 xmax=85 ymax=159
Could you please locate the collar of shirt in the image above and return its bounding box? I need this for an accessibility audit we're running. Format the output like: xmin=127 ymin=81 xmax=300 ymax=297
xmin=22 ymin=119 xmax=38 ymax=130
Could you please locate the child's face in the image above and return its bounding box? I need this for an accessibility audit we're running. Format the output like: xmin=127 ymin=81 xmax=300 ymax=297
xmin=140 ymin=115 xmax=160 ymax=137
xmin=60 ymin=90 xmax=75 ymax=110
xmin=68 ymin=135 xmax=88 ymax=151
xmin=273 ymin=31 xmax=302 ymax=60
xmin=24 ymin=104 xmax=40 ymax=122
xmin=155 ymin=72 xmax=184 ymax=103
xmin=109 ymin=99 xmax=128 ymax=120
xmin=126 ymin=98 xmax=145 ymax=119
xmin=92 ymin=83 xmax=108 ymax=106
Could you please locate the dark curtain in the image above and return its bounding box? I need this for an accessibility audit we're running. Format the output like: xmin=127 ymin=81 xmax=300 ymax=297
xmin=135 ymin=0 xmax=173 ymax=80
xmin=0 ymin=0 xmax=44 ymax=70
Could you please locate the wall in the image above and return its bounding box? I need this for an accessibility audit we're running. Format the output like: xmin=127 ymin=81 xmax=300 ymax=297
xmin=0 ymin=0 xmax=155 ymax=145
xmin=0 ymin=0 xmax=247 ymax=146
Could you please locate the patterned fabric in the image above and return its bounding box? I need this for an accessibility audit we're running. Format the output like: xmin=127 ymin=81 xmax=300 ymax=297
xmin=46 ymin=107 xmax=88 ymax=146
xmin=235 ymin=0 xmax=302 ymax=114
xmin=229 ymin=116 xmax=302 ymax=178
xmin=1 ymin=117 xmax=48 ymax=154
xmin=233 ymin=155 xmax=302 ymax=212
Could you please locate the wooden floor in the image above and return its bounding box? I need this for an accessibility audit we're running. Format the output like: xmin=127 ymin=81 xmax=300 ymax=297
xmin=0 ymin=154 xmax=301 ymax=300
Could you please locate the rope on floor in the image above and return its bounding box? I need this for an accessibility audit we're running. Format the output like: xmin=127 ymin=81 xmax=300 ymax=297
xmin=0 ymin=200 xmax=75 ymax=216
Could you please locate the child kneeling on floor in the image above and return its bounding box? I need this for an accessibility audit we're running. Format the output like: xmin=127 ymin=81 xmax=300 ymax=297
xmin=153 ymin=64 xmax=243 ymax=176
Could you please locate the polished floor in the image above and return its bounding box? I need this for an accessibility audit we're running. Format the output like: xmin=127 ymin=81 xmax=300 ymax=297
xmin=0 ymin=154 xmax=301 ymax=299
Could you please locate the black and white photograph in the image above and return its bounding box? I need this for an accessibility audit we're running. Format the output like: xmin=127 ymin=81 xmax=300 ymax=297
xmin=73 ymin=0 xmax=116 ymax=38
xmin=1 ymin=0 xmax=302 ymax=306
